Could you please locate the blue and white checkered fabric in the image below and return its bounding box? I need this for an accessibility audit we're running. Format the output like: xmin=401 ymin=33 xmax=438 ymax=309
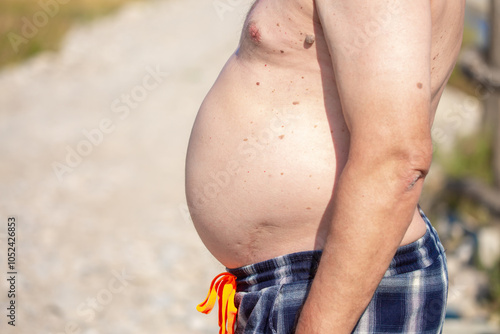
xmin=227 ymin=209 xmax=448 ymax=334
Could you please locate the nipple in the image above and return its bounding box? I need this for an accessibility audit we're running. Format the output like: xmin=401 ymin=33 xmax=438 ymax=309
xmin=305 ymin=34 xmax=315 ymax=45
xmin=248 ymin=22 xmax=261 ymax=44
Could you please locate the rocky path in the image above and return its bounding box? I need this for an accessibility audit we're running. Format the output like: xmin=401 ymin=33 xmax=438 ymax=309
xmin=0 ymin=0 xmax=498 ymax=333
xmin=0 ymin=0 xmax=251 ymax=332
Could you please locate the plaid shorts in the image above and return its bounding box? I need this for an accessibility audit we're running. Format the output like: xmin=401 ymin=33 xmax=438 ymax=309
xmin=227 ymin=209 xmax=448 ymax=334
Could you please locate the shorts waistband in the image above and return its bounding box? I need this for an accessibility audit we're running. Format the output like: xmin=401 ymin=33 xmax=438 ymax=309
xmin=227 ymin=208 xmax=444 ymax=292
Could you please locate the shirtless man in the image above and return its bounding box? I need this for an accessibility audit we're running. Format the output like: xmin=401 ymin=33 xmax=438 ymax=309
xmin=186 ymin=0 xmax=465 ymax=333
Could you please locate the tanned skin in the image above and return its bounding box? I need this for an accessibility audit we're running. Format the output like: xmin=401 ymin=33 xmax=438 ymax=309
xmin=186 ymin=0 xmax=464 ymax=332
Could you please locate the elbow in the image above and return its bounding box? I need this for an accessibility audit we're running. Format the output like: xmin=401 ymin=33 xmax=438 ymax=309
xmin=403 ymin=159 xmax=430 ymax=191
xmin=394 ymin=143 xmax=433 ymax=191
xmin=349 ymin=137 xmax=433 ymax=191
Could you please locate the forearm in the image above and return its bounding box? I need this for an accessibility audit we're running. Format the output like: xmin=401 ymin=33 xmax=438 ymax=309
xmin=297 ymin=1 xmax=434 ymax=331
xmin=295 ymin=150 xmax=430 ymax=333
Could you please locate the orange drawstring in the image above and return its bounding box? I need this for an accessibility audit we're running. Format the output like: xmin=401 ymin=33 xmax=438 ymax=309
xmin=197 ymin=272 xmax=238 ymax=334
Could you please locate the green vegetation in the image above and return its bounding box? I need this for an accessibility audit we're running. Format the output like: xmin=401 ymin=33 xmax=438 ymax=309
xmin=434 ymin=18 xmax=499 ymax=313
xmin=434 ymin=131 xmax=494 ymax=226
xmin=488 ymin=259 xmax=500 ymax=317
xmin=436 ymin=132 xmax=494 ymax=184
xmin=434 ymin=120 xmax=500 ymax=318
xmin=434 ymin=16 xmax=495 ymax=225
xmin=447 ymin=22 xmax=481 ymax=95
xmin=0 ymin=0 xmax=146 ymax=69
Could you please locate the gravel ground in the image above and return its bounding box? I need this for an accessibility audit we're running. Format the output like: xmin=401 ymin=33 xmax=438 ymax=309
xmin=0 ymin=0 xmax=498 ymax=333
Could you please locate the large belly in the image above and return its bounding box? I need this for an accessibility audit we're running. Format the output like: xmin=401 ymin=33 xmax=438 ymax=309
xmin=185 ymin=0 xmax=464 ymax=268
xmin=185 ymin=55 xmax=348 ymax=268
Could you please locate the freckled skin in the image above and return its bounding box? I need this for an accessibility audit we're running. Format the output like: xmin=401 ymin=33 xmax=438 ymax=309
xmin=185 ymin=0 xmax=465 ymax=268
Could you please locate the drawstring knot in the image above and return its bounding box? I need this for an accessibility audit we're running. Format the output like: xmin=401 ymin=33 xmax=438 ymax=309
xmin=197 ymin=272 xmax=238 ymax=334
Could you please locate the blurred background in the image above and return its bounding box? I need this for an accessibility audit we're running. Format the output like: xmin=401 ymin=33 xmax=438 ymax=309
xmin=0 ymin=0 xmax=499 ymax=333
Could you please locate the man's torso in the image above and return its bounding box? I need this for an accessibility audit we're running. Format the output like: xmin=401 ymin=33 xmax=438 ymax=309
xmin=185 ymin=0 xmax=465 ymax=268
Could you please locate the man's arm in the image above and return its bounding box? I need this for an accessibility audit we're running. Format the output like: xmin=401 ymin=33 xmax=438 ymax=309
xmin=296 ymin=1 xmax=433 ymax=332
